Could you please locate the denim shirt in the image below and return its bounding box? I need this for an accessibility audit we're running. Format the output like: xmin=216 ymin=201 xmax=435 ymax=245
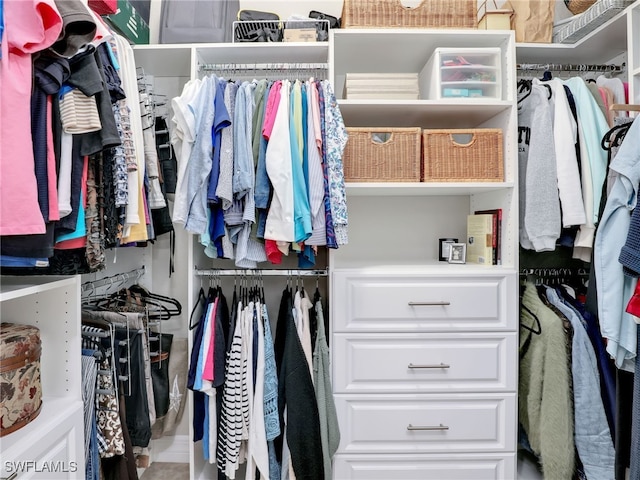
xmin=594 ymin=118 xmax=640 ymax=372
xmin=255 ymin=82 xmax=271 ymax=207
xmin=233 ymin=81 xmax=254 ymax=198
xmin=185 ymin=75 xmax=216 ymax=234
xmin=545 ymin=287 xmax=615 ymax=480
xmin=254 ymin=83 xmax=271 ymax=238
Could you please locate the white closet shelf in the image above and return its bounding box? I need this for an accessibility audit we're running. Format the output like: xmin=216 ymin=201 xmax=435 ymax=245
xmin=332 ymin=29 xmax=514 ymax=75
xmin=195 ymin=42 xmax=329 ymax=65
xmin=0 ymin=276 xmax=77 ymax=302
xmin=516 ymin=7 xmax=628 ymax=64
xmin=345 ymin=182 xmax=515 ymax=197
xmin=338 ymin=100 xmax=513 ymax=128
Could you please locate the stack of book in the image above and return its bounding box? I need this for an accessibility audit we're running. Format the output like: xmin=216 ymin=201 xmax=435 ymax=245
xmin=344 ymin=73 xmax=420 ymax=100
xmin=467 ymin=209 xmax=502 ymax=265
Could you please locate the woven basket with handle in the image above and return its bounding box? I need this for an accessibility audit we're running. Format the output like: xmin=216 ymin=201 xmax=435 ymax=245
xmin=343 ymin=127 xmax=422 ymax=182
xmin=564 ymin=0 xmax=597 ymax=14
xmin=342 ymin=0 xmax=476 ymax=28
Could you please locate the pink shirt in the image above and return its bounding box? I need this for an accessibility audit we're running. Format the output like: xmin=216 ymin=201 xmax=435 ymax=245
xmin=310 ymin=82 xmax=322 ymax=150
xmin=0 ymin=0 xmax=62 ymax=235
xmin=202 ymin=297 xmax=218 ymax=382
xmin=262 ymin=81 xmax=282 ymax=140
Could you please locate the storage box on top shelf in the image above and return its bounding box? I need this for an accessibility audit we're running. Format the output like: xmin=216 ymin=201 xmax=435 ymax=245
xmin=341 ymin=0 xmax=477 ymax=28
xmin=477 ymin=0 xmax=514 ymax=30
xmin=419 ymin=47 xmax=502 ymax=100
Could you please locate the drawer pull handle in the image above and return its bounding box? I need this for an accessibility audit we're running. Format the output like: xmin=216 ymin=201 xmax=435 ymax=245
xmin=407 ymin=423 xmax=449 ymax=431
xmin=408 ymin=301 xmax=451 ymax=306
xmin=408 ymin=362 xmax=450 ymax=369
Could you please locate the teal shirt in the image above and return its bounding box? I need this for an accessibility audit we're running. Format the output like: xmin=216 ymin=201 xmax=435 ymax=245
xmin=564 ymin=77 xmax=611 ymax=224
xmin=290 ymin=80 xmax=312 ymax=243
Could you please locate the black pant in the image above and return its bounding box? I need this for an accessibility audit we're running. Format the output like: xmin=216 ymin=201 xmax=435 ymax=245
xmin=115 ymin=327 xmax=151 ymax=448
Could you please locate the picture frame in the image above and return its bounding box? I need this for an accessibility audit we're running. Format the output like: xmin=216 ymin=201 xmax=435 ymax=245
xmin=438 ymin=238 xmax=459 ymax=262
xmin=448 ymin=243 xmax=467 ymax=264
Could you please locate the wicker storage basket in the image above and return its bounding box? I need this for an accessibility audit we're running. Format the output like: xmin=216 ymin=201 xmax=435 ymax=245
xmin=422 ymin=129 xmax=503 ymax=182
xmin=342 ymin=0 xmax=477 ymax=29
xmin=564 ymin=0 xmax=597 ymax=14
xmin=343 ymin=127 xmax=422 ymax=182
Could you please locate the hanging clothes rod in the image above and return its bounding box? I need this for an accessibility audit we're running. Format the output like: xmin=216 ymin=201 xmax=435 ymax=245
xmin=516 ymin=62 xmax=624 ymax=72
xmin=198 ymin=63 xmax=328 ymax=79
xmin=198 ymin=62 xmax=329 ymax=72
xmin=81 ymin=266 xmax=146 ymax=292
xmin=519 ymin=267 xmax=589 ymax=277
xmin=195 ymin=268 xmax=328 ymax=277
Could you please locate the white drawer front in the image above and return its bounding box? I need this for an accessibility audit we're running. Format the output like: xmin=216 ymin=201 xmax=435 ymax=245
xmin=332 ymin=273 xmax=516 ymax=332
xmin=333 ymin=333 xmax=517 ymax=393
xmin=336 ymin=393 xmax=516 ymax=454
xmin=333 ymin=453 xmax=516 ymax=480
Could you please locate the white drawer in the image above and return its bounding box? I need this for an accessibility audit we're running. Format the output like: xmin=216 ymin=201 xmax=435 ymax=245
xmin=335 ymin=393 xmax=516 ymax=454
xmin=332 ymin=273 xmax=516 ymax=332
xmin=333 ymin=333 xmax=517 ymax=393
xmin=333 ymin=453 xmax=516 ymax=480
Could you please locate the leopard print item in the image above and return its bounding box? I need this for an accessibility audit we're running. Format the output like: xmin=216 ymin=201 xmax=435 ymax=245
xmin=96 ymin=357 xmax=125 ymax=457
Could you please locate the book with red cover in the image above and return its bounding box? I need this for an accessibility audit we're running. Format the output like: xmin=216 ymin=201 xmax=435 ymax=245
xmin=474 ymin=208 xmax=502 ymax=265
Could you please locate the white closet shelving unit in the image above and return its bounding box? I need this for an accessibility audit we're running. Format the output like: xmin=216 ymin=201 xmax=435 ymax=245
xmin=515 ymin=4 xmax=631 ymax=66
xmin=136 ymin=28 xmax=520 ymax=479
xmin=0 ymin=276 xmax=84 ymax=480
xmin=134 ymin=40 xmax=332 ymax=480
xmin=329 ymin=28 xmax=518 ymax=480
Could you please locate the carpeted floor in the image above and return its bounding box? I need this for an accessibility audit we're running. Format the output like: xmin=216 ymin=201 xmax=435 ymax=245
xmin=140 ymin=462 xmax=189 ymax=479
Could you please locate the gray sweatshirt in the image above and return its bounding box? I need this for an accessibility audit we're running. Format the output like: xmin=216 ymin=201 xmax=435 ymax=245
xmin=518 ymin=84 xmax=561 ymax=252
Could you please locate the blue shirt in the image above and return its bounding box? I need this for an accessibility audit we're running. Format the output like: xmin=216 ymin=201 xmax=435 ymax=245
xmin=289 ymin=81 xmax=312 ymax=243
xmin=557 ymin=288 xmax=616 ymax=436
xmin=255 ymin=83 xmax=272 ymax=239
xmin=207 ymin=78 xmax=231 ymax=203
xmin=185 ymin=76 xmax=217 ymax=234
xmin=564 ymin=77 xmax=611 ymax=225
xmin=594 ymin=117 xmax=640 ymax=371
xmin=544 ymin=287 xmax=615 ymax=480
